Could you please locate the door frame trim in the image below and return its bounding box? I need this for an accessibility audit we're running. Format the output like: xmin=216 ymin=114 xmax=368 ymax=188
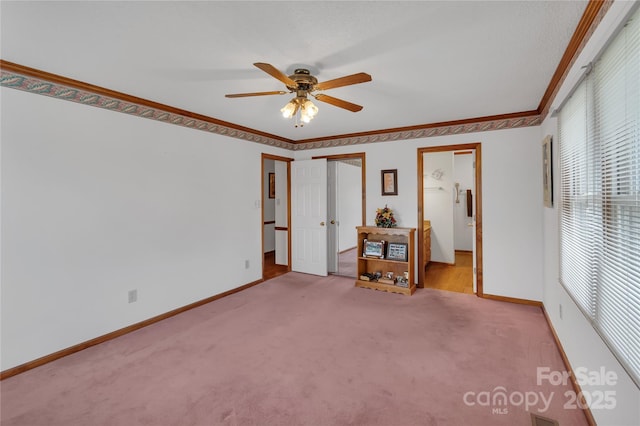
xmin=417 ymin=143 xmax=483 ymax=296
xmin=261 ymin=153 xmax=293 ymax=279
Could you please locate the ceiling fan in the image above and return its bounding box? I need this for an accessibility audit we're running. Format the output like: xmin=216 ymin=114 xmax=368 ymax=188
xmin=225 ymin=63 xmax=372 ymax=125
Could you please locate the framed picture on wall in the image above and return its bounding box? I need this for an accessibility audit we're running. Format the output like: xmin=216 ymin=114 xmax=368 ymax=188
xmin=268 ymin=173 xmax=275 ymax=199
xmin=381 ymin=169 xmax=398 ymax=196
xmin=542 ymin=135 xmax=553 ymax=208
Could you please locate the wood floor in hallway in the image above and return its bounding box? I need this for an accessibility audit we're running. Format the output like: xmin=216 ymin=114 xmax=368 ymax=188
xmin=263 ymin=251 xmax=288 ymax=280
xmin=424 ymin=251 xmax=474 ymax=294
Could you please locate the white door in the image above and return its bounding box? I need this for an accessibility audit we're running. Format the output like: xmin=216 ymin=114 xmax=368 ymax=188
xmin=327 ymin=161 xmax=338 ymax=273
xmin=291 ymin=159 xmax=328 ymax=276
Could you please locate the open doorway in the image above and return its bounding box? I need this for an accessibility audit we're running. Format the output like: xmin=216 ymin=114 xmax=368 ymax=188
xmin=313 ymin=153 xmax=366 ymax=278
xmin=417 ymin=143 xmax=483 ymax=296
xmin=262 ymin=153 xmax=293 ymax=280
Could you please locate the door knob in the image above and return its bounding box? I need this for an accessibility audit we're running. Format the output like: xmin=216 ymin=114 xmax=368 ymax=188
xmin=320 ymin=222 xmax=325 ymax=226
xmin=330 ymin=220 xmax=336 ymax=225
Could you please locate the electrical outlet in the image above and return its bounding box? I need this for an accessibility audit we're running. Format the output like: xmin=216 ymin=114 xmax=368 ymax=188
xmin=559 ymin=303 xmax=563 ymax=320
xmin=245 ymin=260 xmax=250 ymax=269
xmin=128 ymin=289 xmax=138 ymax=304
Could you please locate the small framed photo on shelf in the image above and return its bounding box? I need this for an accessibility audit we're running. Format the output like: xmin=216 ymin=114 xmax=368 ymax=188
xmin=386 ymin=242 xmax=408 ymax=261
xmin=395 ymin=276 xmax=409 ymax=288
xmin=363 ymin=239 xmax=385 ymax=258
xmin=395 ymin=272 xmax=409 ymax=287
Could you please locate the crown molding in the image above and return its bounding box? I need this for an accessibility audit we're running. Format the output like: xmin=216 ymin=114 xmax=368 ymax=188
xmin=293 ymin=113 xmax=543 ymax=150
xmin=537 ymin=0 xmax=611 ymax=118
xmin=291 ymin=111 xmax=541 ymax=150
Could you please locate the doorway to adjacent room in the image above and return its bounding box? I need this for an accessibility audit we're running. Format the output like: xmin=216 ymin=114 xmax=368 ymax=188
xmin=417 ymin=143 xmax=483 ymax=295
xmin=262 ymin=152 xmax=365 ymax=280
xmin=262 ymin=153 xmax=293 ymax=281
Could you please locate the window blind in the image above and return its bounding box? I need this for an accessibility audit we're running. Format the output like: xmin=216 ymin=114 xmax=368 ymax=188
xmin=559 ymin=6 xmax=640 ymax=386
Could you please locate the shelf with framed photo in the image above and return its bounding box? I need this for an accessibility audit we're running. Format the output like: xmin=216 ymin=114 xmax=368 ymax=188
xmin=355 ymin=226 xmax=416 ymax=296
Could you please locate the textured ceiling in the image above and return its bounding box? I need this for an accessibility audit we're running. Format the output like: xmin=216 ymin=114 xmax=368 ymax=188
xmin=1 ymin=1 xmax=588 ymax=142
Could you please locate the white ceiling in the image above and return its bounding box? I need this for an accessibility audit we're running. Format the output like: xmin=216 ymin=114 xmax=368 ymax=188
xmin=1 ymin=1 xmax=588 ymax=142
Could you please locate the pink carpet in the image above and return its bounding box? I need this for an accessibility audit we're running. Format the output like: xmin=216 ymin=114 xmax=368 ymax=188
xmin=1 ymin=273 xmax=587 ymax=426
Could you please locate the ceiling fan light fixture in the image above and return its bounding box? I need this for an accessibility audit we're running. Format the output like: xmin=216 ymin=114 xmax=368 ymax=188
xmin=280 ymin=100 xmax=298 ymax=118
xmin=302 ymin=99 xmax=318 ymax=118
xmin=281 ymin=97 xmax=318 ymax=125
xmin=300 ymin=112 xmax=313 ymax=124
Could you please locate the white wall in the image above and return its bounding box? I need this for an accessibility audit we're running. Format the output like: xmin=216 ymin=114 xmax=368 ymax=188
xmin=0 ymin=87 xmax=291 ymax=370
xmin=274 ymin=160 xmax=288 ymax=265
xmin=541 ymin=2 xmax=640 ymax=425
xmin=296 ymin=124 xmax=543 ymax=300
xmin=453 ymin=153 xmax=474 ymax=251
xmin=424 ymin=151 xmax=455 ymax=264
xmin=0 ymin=86 xmax=545 ymax=369
xmin=274 ymin=161 xmax=288 ymax=228
xmin=263 ymin=159 xmax=275 ymax=253
xmin=337 ymin=161 xmax=361 ymax=251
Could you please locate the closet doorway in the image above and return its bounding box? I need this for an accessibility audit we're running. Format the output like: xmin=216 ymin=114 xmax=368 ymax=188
xmin=312 ymin=153 xmax=366 ymax=278
xmin=417 ymin=143 xmax=483 ymax=295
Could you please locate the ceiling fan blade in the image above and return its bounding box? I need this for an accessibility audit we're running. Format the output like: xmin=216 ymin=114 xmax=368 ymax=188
xmin=314 ymin=94 xmax=363 ymax=112
xmin=315 ymin=72 xmax=372 ymax=91
xmin=253 ymin=63 xmax=297 ymax=87
xmin=225 ymin=91 xmax=288 ymax=98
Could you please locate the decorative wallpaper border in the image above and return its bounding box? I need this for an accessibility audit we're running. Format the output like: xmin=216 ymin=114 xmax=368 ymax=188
xmin=0 ymin=71 xmax=296 ymax=151
xmin=0 ymin=69 xmax=543 ymax=151
xmin=292 ymin=115 xmax=542 ymax=150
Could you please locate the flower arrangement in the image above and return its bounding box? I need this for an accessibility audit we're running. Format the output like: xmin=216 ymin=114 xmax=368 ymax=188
xmin=375 ymin=205 xmax=397 ymax=228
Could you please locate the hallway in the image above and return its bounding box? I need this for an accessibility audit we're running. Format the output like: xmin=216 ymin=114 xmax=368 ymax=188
xmin=263 ymin=251 xmax=288 ymax=280
xmin=423 ymin=251 xmax=473 ymax=294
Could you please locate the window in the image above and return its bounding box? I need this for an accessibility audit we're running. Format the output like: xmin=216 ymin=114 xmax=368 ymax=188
xmin=559 ymin=6 xmax=640 ymax=386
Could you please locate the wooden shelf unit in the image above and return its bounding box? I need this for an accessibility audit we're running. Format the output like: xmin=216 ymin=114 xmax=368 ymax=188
xmin=355 ymin=226 xmax=416 ymax=296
